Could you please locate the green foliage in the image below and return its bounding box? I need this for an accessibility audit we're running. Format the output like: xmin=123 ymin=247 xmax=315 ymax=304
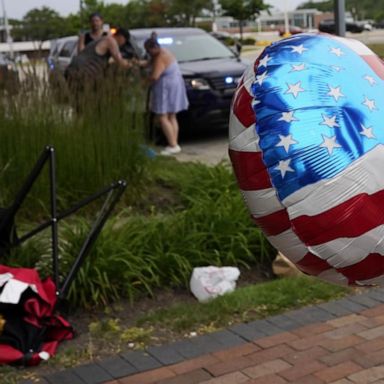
xmin=197 ymin=20 xmax=214 ymax=32
xmin=10 ymin=0 xmax=219 ymax=37
xmin=241 ymin=37 xmax=256 ymax=45
xmin=89 ymin=318 xmax=153 ymax=346
xmin=169 ymin=0 xmax=214 ymax=26
xmin=137 ymin=276 xmax=350 ymax=332
xmin=0 ymin=66 xmax=148 ymax=213
xmin=219 ymin=0 xmax=268 ymax=21
xmin=369 ymin=44 xmax=384 ymax=57
xmin=297 ymin=0 xmax=333 ymax=12
xmin=219 ymin=0 xmax=269 ymax=39
xmin=21 ymin=7 xmax=65 ymax=42
xmin=121 ymin=326 xmax=153 ymax=345
xmin=7 ymin=158 xmax=275 ymax=308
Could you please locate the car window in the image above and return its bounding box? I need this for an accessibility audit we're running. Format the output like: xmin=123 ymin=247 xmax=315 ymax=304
xmin=49 ymin=42 xmax=60 ymax=58
xmin=59 ymin=41 xmax=77 ymax=58
xmin=0 ymin=53 xmax=6 ymax=65
xmin=133 ymin=32 xmax=236 ymax=63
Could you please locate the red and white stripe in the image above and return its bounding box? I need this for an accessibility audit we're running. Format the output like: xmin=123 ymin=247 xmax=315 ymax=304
xmin=228 ymin=36 xmax=384 ymax=286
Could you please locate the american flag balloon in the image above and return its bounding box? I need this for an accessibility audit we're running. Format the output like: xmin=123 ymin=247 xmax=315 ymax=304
xmin=229 ymin=33 xmax=384 ymax=286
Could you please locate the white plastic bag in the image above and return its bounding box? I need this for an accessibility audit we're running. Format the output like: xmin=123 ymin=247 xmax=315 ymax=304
xmin=190 ymin=266 xmax=241 ymax=303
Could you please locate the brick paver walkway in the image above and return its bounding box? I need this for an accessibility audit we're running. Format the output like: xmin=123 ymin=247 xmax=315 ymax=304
xmin=31 ymin=287 xmax=384 ymax=384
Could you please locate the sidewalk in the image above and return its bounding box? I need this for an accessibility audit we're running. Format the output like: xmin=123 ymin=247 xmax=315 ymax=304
xmin=30 ymin=286 xmax=384 ymax=384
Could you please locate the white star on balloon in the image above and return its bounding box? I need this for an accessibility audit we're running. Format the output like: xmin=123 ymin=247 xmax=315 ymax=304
xmin=362 ymin=96 xmax=377 ymax=111
xmin=276 ymin=134 xmax=298 ymax=153
xmin=290 ymin=63 xmax=306 ymax=72
xmin=278 ymin=111 xmax=299 ymax=123
xmin=258 ymin=54 xmax=271 ymax=68
xmin=329 ymin=47 xmax=344 ymax=57
xmin=364 ymin=75 xmax=376 ymax=86
xmin=285 ymin=81 xmax=305 ymax=98
xmin=290 ymin=44 xmax=308 ymax=54
xmin=360 ymin=123 xmax=376 ymax=139
xmin=330 ymin=65 xmax=344 ymax=72
xmin=319 ymin=135 xmax=341 ymax=155
xmin=255 ymin=71 xmax=268 ymax=86
xmin=327 ymin=85 xmax=344 ymax=101
xmin=275 ymin=159 xmax=295 ymax=178
xmin=320 ymin=114 xmax=339 ymax=128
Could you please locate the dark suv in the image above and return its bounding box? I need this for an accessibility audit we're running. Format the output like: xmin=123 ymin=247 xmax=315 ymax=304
xmin=130 ymin=27 xmax=249 ymax=132
xmin=48 ymin=28 xmax=249 ymax=134
xmin=319 ymin=19 xmax=364 ymax=34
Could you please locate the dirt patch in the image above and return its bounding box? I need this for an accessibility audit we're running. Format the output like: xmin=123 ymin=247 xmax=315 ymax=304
xmin=10 ymin=265 xmax=271 ymax=382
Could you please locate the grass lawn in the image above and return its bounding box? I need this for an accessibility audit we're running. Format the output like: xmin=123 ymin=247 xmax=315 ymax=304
xmin=136 ymin=275 xmax=350 ymax=334
xmin=368 ymin=43 xmax=384 ymax=57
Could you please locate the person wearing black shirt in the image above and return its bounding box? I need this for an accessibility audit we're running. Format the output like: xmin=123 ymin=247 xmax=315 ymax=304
xmin=78 ymin=12 xmax=108 ymax=53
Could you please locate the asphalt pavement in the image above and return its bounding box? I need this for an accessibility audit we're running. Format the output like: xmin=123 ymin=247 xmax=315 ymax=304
xmin=174 ymin=133 xmax=230 ymax=166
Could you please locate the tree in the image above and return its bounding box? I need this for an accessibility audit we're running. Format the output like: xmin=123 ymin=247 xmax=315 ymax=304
xmin=9 ymin=19 xmax=24 ymax=42
xmin=102 ymin=0 xmax=171 ymax=29
xmin=61 ymin=13 xmax=82 ymax=37
xmin=146 ymin=0 xmax=171 ymax=27
xmin=297 ymin=1 xmax=333 ymax=12
xmin=168 ymin=0 xmax=214 ymax=26
xmin=22 ymin=7 xmax=64 ymax=45
xmin=219 ymin=0 xmax=268 ymax=40
xmin=101 ymin=3 xmax=128 ymax=28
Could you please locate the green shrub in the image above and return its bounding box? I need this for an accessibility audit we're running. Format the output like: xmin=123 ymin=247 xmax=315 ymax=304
xmin=196 ymin=20 xmax=212 ymax=32
xmin=241 ymin=37 xmax=256 ymax=45
xmin=8 ymin=160 xmax=275 ymax=308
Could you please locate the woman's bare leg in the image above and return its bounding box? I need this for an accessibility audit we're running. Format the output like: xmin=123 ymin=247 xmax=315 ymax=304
xmin=158 ymin=114 xmax=178 ymax=147
xmin=168 ymin=113 xmax=179 ymax=146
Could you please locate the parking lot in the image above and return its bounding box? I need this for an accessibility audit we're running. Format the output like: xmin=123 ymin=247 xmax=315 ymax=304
xmin=172 ymin=45 xmax=266 ymax=165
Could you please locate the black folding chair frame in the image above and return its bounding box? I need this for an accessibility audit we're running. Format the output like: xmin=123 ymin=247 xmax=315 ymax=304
xmin=0 ymin=146 xmax=126 ymax=299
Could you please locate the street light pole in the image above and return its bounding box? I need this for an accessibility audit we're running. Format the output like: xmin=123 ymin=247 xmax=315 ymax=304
xmin=284 ymin=0 xmax=290 ymax=36
xmin=80 ymin=0 xmax=84 ymax=31
xmin=0 ymin=0 xmax=14 ymax=59
xmin=334 ymin=0 xmax=346 ymax=36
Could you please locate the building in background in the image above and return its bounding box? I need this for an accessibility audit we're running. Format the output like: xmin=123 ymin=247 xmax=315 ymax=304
xmin=213 ymin=8 xmax=338 ymax=33
xmin=257 ymin=9 xmax=335 ymax=31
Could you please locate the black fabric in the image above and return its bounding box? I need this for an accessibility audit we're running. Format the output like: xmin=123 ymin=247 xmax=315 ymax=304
xmin=0 ymin=289 xmax=45 ymax=357
xmin=0 ymin=207 xmax=18 ymax=257
xmin=120 ymin=41 xmax=138 ymax=59
xmin=84 ymin=31 xmax=107 ymax=46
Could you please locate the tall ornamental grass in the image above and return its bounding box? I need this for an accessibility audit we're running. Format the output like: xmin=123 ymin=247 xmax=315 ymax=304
xmin=0 ymin=62 xmax=149 ymax=212
xmin=8 ymin=161 xmax=276 ymax=308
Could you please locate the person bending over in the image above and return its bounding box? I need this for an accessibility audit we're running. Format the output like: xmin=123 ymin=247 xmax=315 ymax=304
xmin=144 ymin=37 xmax=189 ymax=156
